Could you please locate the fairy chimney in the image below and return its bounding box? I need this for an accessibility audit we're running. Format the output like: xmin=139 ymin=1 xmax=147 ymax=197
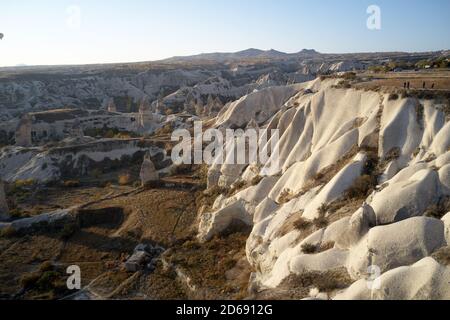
xmin=246 ymin=118 xmax=259 ymax=130
xmin=194 ymin=99 xmax=202 ymax=116
xmin=212 ymin=96 xmax=224 ymax=114
xmin=107 ymin=98 xmax=117 ymax=113
xmin=138 ymin=97 xmax=153 ymax=128
xmin=15 ymin=114 xmax=32 ymax=147
xmin=0 ymin=180 xmax=9 ymax=221
xmin=140 ymin=152 xmax=159 ymax=187
xmin=184 ymin=93 xmax=196 ymax=114
xmin=71 ymin=119 xmax=84 ymax=138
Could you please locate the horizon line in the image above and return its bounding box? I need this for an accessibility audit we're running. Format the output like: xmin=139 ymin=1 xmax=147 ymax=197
xmin=0 ymin=47 xmax=448 ymax=69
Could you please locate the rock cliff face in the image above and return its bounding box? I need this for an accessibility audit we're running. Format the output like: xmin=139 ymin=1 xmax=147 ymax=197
xmin=0 ymin=68 xmax=212 ymax=119
xmin=0 ymin=139 xmax=168 ymax=183
xmin=0 ymin=62 xmax=312 ymax=120
xmin=0 ymin=180 xmax=9 ymax=221
xmin=140 ymin=151 xmax=159 ymax=186
xmin=199 ymin=78 xmax=450 ymax=299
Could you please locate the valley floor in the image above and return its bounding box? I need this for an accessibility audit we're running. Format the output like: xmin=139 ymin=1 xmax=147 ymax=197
xmin=0 ymin=168 xmax=252 ymax=300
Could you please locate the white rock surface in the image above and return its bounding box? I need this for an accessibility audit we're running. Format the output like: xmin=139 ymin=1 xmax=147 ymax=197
xmin=335 ymin=258 xmax=450 ymax=300
xmin=0 ymin=208 xmax=73 ymax=232
xmin=442 ymin=212 xmax=450 ymax=244
xmin=302 ymin=153 xmax=367 ymax=219
xmin=290 ymin=248 xmax=348 ymax=274
xmin=140 ymin=152 xmax=159 ymax=186
xmin=346 ymin=217 xmax=445 ymax=278
xmin=370 ymin=169 xmax=440 ymax=224
xmin=198 ymin=79 xmax=450 ymax=298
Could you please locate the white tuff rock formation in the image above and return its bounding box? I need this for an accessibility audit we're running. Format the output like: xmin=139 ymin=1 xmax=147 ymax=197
xmin=138 ymin=97 xmax=154 ymax=130
xmin=15 ymin=114 xmax=32 ymax=147
xmin=71 ymin=119 xmax=84 ymax=138
xmin=198 ymin=77 xmax=450 ymax=299
xmin=140 ymin=152 xmax=159 ymax=186
xmin=106 ymin=98 xmax=117 ymax=113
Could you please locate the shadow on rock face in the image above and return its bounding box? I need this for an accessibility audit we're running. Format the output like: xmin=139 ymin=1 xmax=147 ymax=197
xmin=77 ymin=207 xmax=126 ymax=229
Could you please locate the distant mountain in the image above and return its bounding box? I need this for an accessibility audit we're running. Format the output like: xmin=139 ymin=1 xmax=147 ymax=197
xmin=164 ymin=48 xmax=321 ymax=63
xmin=233 ymin=48 xmax=265 ymax=58
xmin=297 ymin=49 xmax=320 ymax=55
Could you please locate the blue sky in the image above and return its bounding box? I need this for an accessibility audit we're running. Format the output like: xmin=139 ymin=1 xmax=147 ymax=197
xmin=0 ymin=0 xmax=449 ymax=66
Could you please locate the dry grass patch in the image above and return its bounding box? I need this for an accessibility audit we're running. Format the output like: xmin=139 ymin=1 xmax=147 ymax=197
xmin=301 ymin=243 xmax=318 ymax=254
xmin=118 ymin=173 xmax=132 ymax=186
xmin=278 ymin=188 xmax=295 ymax=204
xmin=313 ymin=209 xmax=329 ymax=229
xmin=424 ymin=196 xmax=450 ymax=219
xmin=227 ymin=179 xmax=248 ymax=196
xmin=62 ymin=180 xmax=81 ymax=188
xmin=301 ymin=145 xmax=360 ymax=193
xmin=432 ymin=246 xmax=450 ymax=266
xmin=384 ymin=147 xmax=401 ymax=162
xmin=196 ymin=185 xmax=227 ymax=212
xmin=388 ymin=93 xmax=399 ymax=100
xmin=276 ymin=211 xmax=329 ymax=247
xmin=164 ymin=231 xmax=252 ymax=299
xmin=19 ymin=261 xmax=73 ymax=300
xmin=279 ymin=268 xmax=353 ymax=299
xmin=0 ymin=225 xmax=17 ymax=238
xmin=293 ymin=216 xmax=312 ymax=231
xmin=251 ymin=175 xmax=264 ymax=186
xmin=344 ymin=175 xmax=376 ymax=200
xmin=301 ymin=241 xmax=335 ymax=254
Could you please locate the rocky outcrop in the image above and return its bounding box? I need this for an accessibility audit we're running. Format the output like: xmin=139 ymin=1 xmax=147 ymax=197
xmin=106 ymin=98 xmax=117 ymax=113
xmin=0 ymin=208 xmax=73 ymax=232
xmin=0 ymin=140 xmax=168 ymax=184
xmin=140 ymin=152 xmax=159 ymax=186
xmin=346 ymin=217 xmax=446 ymax=278
xmin=138 ymin=97 xmax=154 ymax=130
xmin=15 ymin=114 xmax=32 ymax=147
xmin=198 ymin=78 xmax=450 ymax=299
xmin=0 ymin=180 xmax=9 ymax=221
xmin=335 ymin=257 xmax=450 ymax=300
